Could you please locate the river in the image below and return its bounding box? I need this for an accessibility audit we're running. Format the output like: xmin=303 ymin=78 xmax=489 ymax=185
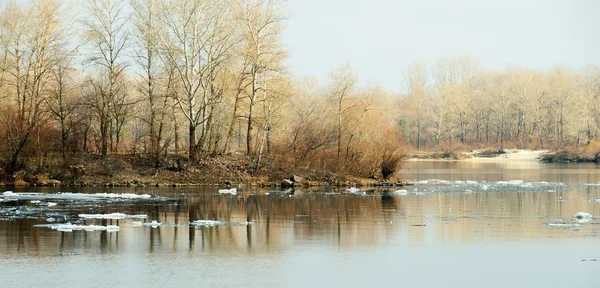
xmin=1 ymin=160 xmax=599 ymax=287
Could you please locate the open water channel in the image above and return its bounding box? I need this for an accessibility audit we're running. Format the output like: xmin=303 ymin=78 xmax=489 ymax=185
xmin=1 ymin=159 xmax=599 ymax=287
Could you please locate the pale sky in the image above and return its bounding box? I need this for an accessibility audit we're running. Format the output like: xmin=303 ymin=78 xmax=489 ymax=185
xmin=282 ymin=0 xmax=600 ymax=91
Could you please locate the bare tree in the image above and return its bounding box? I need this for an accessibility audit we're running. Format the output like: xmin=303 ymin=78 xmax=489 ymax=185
xmin=82 ymin=0 xmax=130 ymax=156
xmin=329 ymin=63 xmax=358 ymax=165
xmin=0 ymin=0 xmax=71 ymax=171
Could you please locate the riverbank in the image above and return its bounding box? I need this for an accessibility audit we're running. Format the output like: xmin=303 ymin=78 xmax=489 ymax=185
xmin=0 ymin=153 xmax=407 ymax=188
xmin=408 ymin=149 xmax=549 ymax=161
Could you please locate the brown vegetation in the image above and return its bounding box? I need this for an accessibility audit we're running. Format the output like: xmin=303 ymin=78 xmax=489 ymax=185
xmin=541 ymin=139 xmax=600 ymax=163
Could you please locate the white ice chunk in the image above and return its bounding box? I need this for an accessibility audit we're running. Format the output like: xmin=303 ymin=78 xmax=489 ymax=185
xmin=144 ymin=220 xmax=162 ymax=228
xmin=573 ymin=212 xmax=593 ymax=223
xmin=30 ymin=200 xmax=41 ymax=204
xmin=191 ymin=220 xmax=227 ymax=227
xmin=346 ymin=187 xmax=361 ymax=193
xmin=190 ymin=220 xmax=250 ymax=227
xmin=392 ymin=189 xmax=408 ymax=196
xmin=79 ymin=213 xmax=127 ymax=219
xmin=130 ymin=221 xmax=143 ymax=227
xmin=40 ymin=223 xmax=119 ymax=232
xmin=1 ymin=191 xmax=152 ymax=201
xmin=545 ymin=223 xmax=584 ymax=227
xmin=47 ymin=202 xmax=57 ymax=207
xmin=106 ymin=225 xmax=120 ymax=232
xmin=218 ymin=188 xmax=237 ymax=195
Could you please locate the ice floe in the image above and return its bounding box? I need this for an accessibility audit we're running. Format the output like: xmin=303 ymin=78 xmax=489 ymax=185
xmin=190 ymin=220 xmax=250 ymax=227
xmin=144 ymin=220 xmax=162 ymax=228
xmin=35 ymin=223 xmax=120 ymax=232
xmin=218 ymin=188 xmax=237 ymax=195
xmin=573 ymin=212 xmax=593 ymax=223
xmin=78 ymin=213 xmax=148 ymax=220
xmin=391 ymin=189 xmax=408 ymax=196
xmin=1 ymin=191 xmax=152 ymax=201
xmin=544 ymin=223 xmax=585 ymax=227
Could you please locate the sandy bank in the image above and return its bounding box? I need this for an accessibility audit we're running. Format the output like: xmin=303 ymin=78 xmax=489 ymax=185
xmin=408 ymin=149 xmax=549 ymax=162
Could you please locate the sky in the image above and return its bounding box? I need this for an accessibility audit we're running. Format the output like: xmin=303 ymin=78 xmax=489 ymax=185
xmin=281 ymin=0 xmax=600 ymax=92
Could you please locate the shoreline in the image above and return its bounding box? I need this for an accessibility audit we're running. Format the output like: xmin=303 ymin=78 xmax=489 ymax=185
xmin=408 ymin=149 xmax=549 ymax=162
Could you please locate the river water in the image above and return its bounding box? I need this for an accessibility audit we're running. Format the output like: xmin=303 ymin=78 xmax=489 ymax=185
xmin=1 ymin=160 xmax=599 ymax=288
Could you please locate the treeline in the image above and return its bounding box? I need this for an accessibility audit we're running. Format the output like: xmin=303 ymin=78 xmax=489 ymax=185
xmin=0 ymin=0 xmax=403 ymax=179
xmin=399 ymin=57 xmax=600 ymax=151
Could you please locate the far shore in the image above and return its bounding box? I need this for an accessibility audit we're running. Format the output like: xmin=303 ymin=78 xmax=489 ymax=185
xmin=408 ymin=149 xmax=549 ymax=162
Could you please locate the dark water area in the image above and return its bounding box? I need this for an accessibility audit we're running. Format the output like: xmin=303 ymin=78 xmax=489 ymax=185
xmin=1 ymin=160 xmax=599 ymax=287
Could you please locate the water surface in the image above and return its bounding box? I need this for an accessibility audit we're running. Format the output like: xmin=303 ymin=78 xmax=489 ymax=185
xmin=1 ymin=160 xmax=599 ymax=287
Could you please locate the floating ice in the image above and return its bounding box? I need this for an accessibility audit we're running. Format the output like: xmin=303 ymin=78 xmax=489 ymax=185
xmin=47 ymin=202 xmax=57 ymax=207
xmin=130 ymin=221 xmax=143 ymax=227
xmin=190 ymin=220 xmax=250 ymax=227
xmin=573 ymin=212 xmax=593 ymax=223
xmin=191 ymin=220 xmax=227 ymax=227
xmin=545 ymin=223 xmax=585 ymax=227
xmin=80 ymin=213 xmax=126 ymax=219
xmin=36 ymin=223 xmax=120 ymax=232
xmin=346 ymin=187 xmax=361 ymax=193
xmin=218 ymin=188 xmax=237 ymax=195
xmin=497 ymin=180 xmax=524 ymax=185
xmin=144 ymin=220 xmax=162 ymax=228
xmin=1 ymin=191 xmax=152 ymax=201
xmin=392 ymin=189 xmax=408 ymax=196
xmin=30 ymin=200 xmax=40 ymax=204
xmin=78 ymin=213 xmax=148 ymax=220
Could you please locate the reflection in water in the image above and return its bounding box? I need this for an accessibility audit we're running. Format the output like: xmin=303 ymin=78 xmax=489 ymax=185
xmin=1 ymin=161 xmax=600 ymax=288
xmin=1 ymin=186 xmax=599 ymax=256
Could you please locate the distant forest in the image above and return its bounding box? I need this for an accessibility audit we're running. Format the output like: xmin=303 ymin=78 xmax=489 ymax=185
xmin=0 ymin=0 xmax=598 ymax=178
xmin=399 ymin=58 xmax=600 ymax=151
